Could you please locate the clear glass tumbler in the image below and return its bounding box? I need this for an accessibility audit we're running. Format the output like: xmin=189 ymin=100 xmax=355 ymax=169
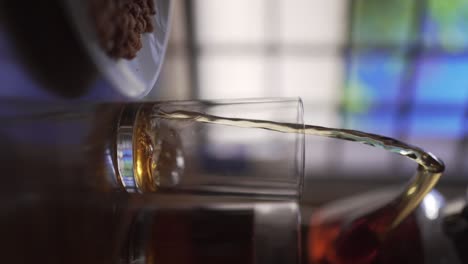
xmin=115 ymin=98 xmax=305 ymax=198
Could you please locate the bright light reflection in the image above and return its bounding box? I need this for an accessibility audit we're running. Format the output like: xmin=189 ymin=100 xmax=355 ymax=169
xmin=255 ymin=203 xmax=298 ymax=215
xmin=407 ymin=186 xmax=418 ymax=195
xmin=422 ymin=191 xmax=444 ymax=220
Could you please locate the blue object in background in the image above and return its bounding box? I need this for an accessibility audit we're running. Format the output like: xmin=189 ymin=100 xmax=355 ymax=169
xmin=344 ymin=52 xmax=406 ymax=136
xmin=414 ymin=55 xmax=468 ymax=106
xmin=347 ymin=0 xmax=468 ymax=141
xmin=424 ymin=0 xmax=468 ymax=52
xmin=408 ymin=107 xmax=465 ymax=138
xmin=345 ymin=52 xmax=405 ymax=109
xmin=344 ymin=108 xmax=397 ymax=136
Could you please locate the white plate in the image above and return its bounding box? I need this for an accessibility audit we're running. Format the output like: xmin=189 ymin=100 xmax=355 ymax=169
xmin=65 ymin=0 xmax=171 ymax=98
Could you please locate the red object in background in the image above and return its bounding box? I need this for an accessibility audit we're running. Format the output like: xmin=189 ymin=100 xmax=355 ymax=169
xmin=308 ymin=204 xmax=423 ymax=264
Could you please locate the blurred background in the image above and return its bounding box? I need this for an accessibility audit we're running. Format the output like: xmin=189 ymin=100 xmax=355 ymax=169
xmin=1 ymin=2 xmax=465 ymax=262
xmin=153 ymin=0 xmax=468 ymax=201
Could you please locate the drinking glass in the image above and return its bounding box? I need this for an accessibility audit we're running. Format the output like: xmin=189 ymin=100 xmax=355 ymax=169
xmin=115 ymin=98 xmax=305 ymax=198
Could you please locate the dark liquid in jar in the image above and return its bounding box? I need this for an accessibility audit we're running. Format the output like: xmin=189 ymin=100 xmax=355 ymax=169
xmin=306 ymin=203 xmax=423 ymax=264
